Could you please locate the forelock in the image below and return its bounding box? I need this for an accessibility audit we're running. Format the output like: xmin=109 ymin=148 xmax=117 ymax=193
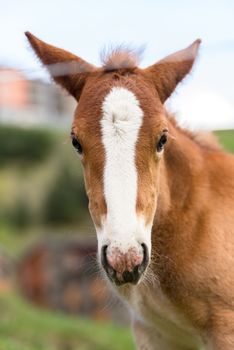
xmin=100 ymin=45 xmax=144 ymax=71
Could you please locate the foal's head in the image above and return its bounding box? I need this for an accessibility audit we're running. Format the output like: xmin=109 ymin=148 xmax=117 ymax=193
xmin=26 ymin=32 xmax=200 ymax=286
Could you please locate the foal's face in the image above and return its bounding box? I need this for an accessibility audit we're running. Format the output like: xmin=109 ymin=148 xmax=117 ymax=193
xmin=25 ymin=31 xmax=200 ymax=286
xmin=71 ymin=72 xmax=168 ymax=285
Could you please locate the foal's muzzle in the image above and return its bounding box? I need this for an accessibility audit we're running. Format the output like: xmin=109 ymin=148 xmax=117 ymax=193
xmin=101 ymin=243 xmax=149 ymax=286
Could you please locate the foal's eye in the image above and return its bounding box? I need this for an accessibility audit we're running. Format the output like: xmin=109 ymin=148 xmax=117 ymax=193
xmin=156 ymin=133 xmax=168 ymax=153
xmin=72 ymin=136 xmax=83 ymax=154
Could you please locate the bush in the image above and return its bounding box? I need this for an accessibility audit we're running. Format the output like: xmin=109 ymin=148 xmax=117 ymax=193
xmin=3 ymin=197 xmax=33 ymax=229
xmin=0 ymin=126 xmax=54 ymax=167
xmin=43 ymin=165 xmax=88 ymax=224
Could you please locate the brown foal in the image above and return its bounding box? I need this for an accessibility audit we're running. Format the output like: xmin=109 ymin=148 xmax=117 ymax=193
xmin=26 ymin=32 xmax=234 ymax=349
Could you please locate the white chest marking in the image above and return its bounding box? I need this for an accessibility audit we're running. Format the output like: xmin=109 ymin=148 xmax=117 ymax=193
xmin=100 ymin=87 xmax=144 ymax=243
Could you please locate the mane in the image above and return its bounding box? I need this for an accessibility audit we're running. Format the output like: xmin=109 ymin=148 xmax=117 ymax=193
xmin=167 ymin=114 xmax=222 ymax=151
xmin=100 ymin=45 xmax=144 ymax=71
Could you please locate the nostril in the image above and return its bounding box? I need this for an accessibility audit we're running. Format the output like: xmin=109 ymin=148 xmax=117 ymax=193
xmin=101 ymin=245 xmax=117 ymax=283
xmin=101 ymin=245 xmax=108 ymax=271
xmin=140 ymin=243 xmax=149 ymax=273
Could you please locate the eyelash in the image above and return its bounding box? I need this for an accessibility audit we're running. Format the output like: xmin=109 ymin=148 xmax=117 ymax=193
xmin=71 ymin=135 xmax=83 ymax=154
xmin=156 ymin=132 xmax=168 ymax=153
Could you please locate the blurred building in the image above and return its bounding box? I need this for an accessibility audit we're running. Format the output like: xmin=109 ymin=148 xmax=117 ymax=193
xmin=0 ymin=67 xmax=75 ymax=127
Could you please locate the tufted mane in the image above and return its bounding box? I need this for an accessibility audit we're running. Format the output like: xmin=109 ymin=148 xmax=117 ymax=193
xmin=100 ymin=45 xmax=144 ymax=71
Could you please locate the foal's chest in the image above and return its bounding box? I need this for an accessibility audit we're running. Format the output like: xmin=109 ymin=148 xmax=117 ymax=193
xmin=125 ymin=285 xmax=202 ymax=348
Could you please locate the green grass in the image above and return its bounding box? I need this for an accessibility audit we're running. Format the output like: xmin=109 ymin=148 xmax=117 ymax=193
xmin=0 ymin=293 xmax=134 ymax=350
xmin=215 ymin=129 xmax=234 ymax=152
xmin=0 ymin=225 xmax=34 ymax=259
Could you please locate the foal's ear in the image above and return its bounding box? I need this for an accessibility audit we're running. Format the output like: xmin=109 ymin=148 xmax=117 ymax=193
xmin=144 ymin=39 xmax=201 ymax=103
xmin=25 ymin=32 xmax=95 ymax=100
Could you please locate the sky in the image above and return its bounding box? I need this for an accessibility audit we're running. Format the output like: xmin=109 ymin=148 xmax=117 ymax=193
xmin=0 ymin=0 xmax=234 ymax=130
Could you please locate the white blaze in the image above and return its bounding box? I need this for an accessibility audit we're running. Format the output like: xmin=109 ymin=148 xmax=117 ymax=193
xmin=100 ymin=87 xmax=147 ymax=250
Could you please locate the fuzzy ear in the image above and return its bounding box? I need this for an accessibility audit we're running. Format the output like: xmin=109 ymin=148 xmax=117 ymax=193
xmin=144 ymin=39 xmax=201 ymax=103
xmin=25 ymin=32 xmax=95 ymax=100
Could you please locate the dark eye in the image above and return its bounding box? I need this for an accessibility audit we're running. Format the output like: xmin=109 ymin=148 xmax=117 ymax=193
xmin=157 ymin=133 xmax=167 ymax=153
xmin=72 ymin=136 xmax=83 ymax=154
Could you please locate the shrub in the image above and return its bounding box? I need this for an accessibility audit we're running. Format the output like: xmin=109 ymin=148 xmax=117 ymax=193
xmin=43 ymin=165 xmax=88 ymax=224
xmin=3 ymin=197 xmax=33 ymax=229
xmin=0 ymin=126 xmax=54 ymax=167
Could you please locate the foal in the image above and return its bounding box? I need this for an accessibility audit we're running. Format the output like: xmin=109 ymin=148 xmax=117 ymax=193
xmin=26 ymin=32 xmax=234 ymax=350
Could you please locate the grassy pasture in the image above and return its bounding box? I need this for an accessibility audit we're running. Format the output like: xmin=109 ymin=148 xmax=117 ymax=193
xmin=0 ymin=292 xmax=134 ymax=350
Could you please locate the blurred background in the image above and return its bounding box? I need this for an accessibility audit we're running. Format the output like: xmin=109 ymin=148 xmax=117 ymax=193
xmin=0 ymin=1 xmax=233 ymax=349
